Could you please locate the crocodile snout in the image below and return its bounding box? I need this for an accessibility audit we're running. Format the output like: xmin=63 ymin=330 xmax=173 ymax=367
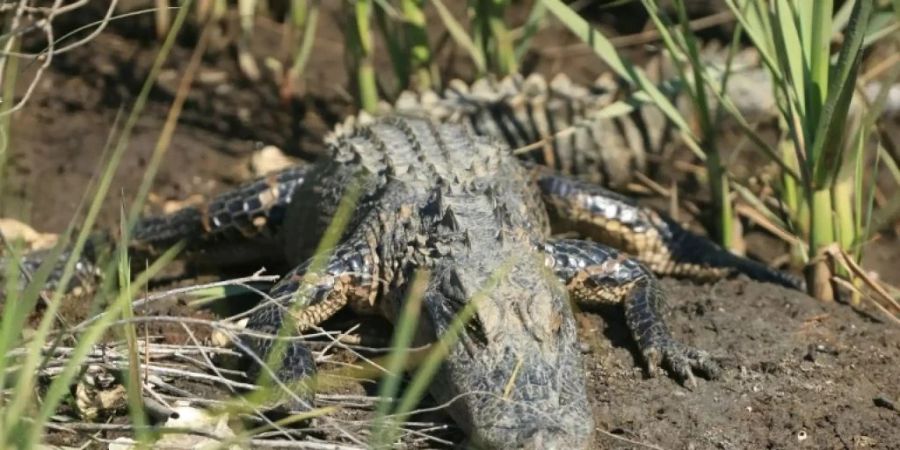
xmin=422 ymin=263 xmax=594 ymax=450
xmin=473 ymin=413 xmax=593 ymax=450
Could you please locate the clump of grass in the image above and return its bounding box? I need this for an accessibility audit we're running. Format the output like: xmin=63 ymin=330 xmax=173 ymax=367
xmin=719 ymin=0 xmax=892 ymax=301
xmin=545 ymin=0 xmax=898 ymax=303
xmin=0 ymin=1 xmax=194 ymax=445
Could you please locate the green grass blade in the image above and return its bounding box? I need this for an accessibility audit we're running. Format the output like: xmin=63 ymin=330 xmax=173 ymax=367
xmin=370 ymin=269 xmax=429 ymax=447
xmin=0 ymin=29 xmax=19 ymax=214
xmin=117 ymin=207 xmax=150 ymax=445
xmin=862 ymin=145 xmax=897 ymax=240
xmin=486 ymin=0 xmax=517 ymax=75
xmin=774 ymin=0 xmax=809 ymax=124
xmin=346 ymin=0 xmax=378 ymax=112
xmin=250 ymin=177 xmax=363 ymax=409
xmin=374 ymin=3 xmax=409 ymax=93
xmin=810 ymin=0 xmax=874 ymax=188
xmin=380 ymin=256 xmax=515 ymax=445
xmin=25 ymin=245 xmax=183 ymax=448
xmin=126 ymin=12 xmax=209 ymax=236
xmin=0 ymin=241 xmax=26 ymax=402
xmin=513 ymin=1 xmax=546 ymax=63
xmin=401 ymin=0 xmax=433 ymax=89
xmin=832 ymin=0 xmax=857 ymax=34
xmin=432 ymin=0 xmax=487 ymax=74
xmin=639 ymin=1 xmax=690 ymax=89
xmin=861 ymin=13 xmax=899 ymax=49
xmin=2 ymin=0 xmax=193 ymax=439
xmin=807 ymin=0 xmax=833 ymax=129
xmin=724 ymin=0 xmax=783 ymax=84
xmin=851 ymin=123 xmax=868 ymax=258
xmin=290 ymin=0 xmax=320 ymax=76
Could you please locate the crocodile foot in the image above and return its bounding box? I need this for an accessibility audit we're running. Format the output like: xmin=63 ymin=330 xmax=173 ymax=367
xmin=643 ymin=339 xmax=721 ymax=388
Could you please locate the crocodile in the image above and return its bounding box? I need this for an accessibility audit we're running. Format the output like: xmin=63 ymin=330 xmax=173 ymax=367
xmin=2 ymin=115 xmax=805 ymax=449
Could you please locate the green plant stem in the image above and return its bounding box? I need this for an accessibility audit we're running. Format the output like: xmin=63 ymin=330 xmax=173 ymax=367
xmin=472 ymin=0 xmax=516 ymax=75
xmin=0 ymin=35 xmax=18 ymax=217
xmin=831 ymin=177 xmax=856 ymax=251
xmin=513 ymin=2 xmax=546 ymax=63
xmin=707 ymin=150 xmax=734 ymax=249
xmin=781 ymin=141 xmax=800 ymax=219
xmin=350 ymin=0 xmax=377 ymax=112
xmin=290 ymin=0 xmax=319 ymax=76
xmin=400 ymin=0 xmax=432 ymax=89
xmin=487 ymin=0 xmax=517 ymax=75
xmin=809 ymin=187 xmax=835 ymax=300
xmin=433 ymin=0 xmax=486 ymax=75
xmin=833 ymin=175 xmax=856 ymax=282
xmin=370 ymin=269 xmax=429 ymax=447
xmin=673 ymin=0 xmax=734 ymax=249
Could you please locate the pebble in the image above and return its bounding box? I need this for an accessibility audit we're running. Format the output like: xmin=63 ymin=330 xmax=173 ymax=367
xmin=250 ymin=145 xmax=296 ymax=177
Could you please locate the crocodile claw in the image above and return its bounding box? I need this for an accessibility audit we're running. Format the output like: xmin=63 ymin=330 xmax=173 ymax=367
xmin=643 ymin=340 xmax=721 ymax=387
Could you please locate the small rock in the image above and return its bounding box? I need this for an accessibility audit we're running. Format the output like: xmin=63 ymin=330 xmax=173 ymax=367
xmin=161 ymin=194 xmax=206 ymax=215
xmin=249 ymin=145 xmax=296 ymax=177
xmin=853 ymin=435 xmax=879 ymax=447
xmin=0 ymin=218 xmax=58 ymax=250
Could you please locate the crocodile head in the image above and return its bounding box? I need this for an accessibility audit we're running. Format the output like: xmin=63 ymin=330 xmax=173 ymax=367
xmin=418 ymin=256 xmax=594 ymax=449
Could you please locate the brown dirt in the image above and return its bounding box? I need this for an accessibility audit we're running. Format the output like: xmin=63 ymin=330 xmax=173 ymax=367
xmin=583 ymin=277 xmax=900 ymax=449
xmin=2 ymin=2 xmax=898 ymax=449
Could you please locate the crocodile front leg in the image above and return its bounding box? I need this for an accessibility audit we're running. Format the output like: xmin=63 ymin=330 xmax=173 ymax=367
xmin=536 ymin=170 xmax=804 ymax=290
xmin=239 ymin=237 xmax=379 ymax=411
xmin=542 ymin=238 xmax=719 ymax=385
xmin=131 ymin=164 xmax=309 ymax=265
xmin=0 ymin=165 xmax=310 ymax=300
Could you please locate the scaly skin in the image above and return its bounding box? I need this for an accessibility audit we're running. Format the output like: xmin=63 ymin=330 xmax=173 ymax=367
xmin=342 ymin=73 xmax=651 ymax=188
xmin=2 ymin=116 xmax=805 ymax=449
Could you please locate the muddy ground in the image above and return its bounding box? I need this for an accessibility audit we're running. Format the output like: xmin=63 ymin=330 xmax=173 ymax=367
xmin=2 ymin=2 xmax=898 ymax=449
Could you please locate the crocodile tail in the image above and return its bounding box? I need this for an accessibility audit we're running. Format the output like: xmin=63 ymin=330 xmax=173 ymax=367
xmin=0 ymin=231 xmax=109 ymax=301
xmin=666 ymin=218 xmax=806 ymax=291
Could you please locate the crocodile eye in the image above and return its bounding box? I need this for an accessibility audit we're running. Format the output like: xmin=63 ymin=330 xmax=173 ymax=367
xmin=439 ymin=269 xmax=488 ymax=346
xmin=441 ymin=269 xmax=467 ymax=301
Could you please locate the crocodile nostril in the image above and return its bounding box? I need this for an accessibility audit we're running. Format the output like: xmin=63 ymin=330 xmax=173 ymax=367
xmin=517 ymin=426 xmax=573 ymax=450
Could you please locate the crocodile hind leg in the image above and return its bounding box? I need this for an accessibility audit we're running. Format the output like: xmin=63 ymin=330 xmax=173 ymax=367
xmin=239 ymin=236 xmax=380 ymax=412
xmin=535 ymin=170 xmax=804 ymax=290
xmin=541 ymin=238 xmax=719 ymax=385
